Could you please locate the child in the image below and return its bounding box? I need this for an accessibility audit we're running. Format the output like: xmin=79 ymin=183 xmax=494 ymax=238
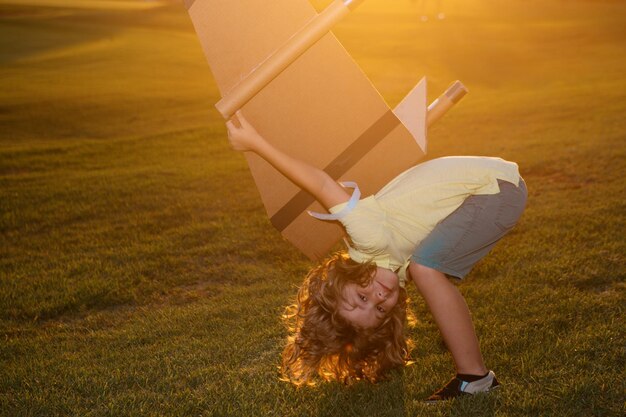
xmin=225 ymin=110 xmax=527 ymax=401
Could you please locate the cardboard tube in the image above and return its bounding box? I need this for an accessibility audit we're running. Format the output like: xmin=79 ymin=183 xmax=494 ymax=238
xmin=426 ymin=80 xmax=468 ymax=127
xmin=216 ymin=0 xmax=365 ymax=119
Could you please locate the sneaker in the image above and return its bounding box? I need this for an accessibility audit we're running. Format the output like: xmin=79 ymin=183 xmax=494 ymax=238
xmin=425 ymin=370 xmax=500 ymax=403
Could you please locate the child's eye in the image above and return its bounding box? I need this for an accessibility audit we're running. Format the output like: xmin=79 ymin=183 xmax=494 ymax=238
xmin=359 ymin=294 xmax=367 ymax=302
xmin=377 ymin=306 xmax=385 ymax=313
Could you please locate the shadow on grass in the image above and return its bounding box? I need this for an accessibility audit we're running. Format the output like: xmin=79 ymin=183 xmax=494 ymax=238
xmin=1 ymin=6 xmax=109 ymax=65
xmin=315 ymin=375 xmax=407 ymax=417
xmin=0 ymin=2 xmax=177 ymax=65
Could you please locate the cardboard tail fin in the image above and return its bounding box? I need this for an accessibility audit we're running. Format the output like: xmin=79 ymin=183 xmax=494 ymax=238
xmin=393 ymin=78 xmax=468 ymax=154
xmin=393 ymin=77 xmax=428 ymax=153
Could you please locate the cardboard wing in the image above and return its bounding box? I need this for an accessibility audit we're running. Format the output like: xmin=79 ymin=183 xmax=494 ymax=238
xmin=186 ymin=0 xmax=462 ymax=260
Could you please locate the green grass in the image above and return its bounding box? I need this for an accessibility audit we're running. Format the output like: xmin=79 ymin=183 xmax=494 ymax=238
xmin=1 ymin=0 xmax=624 ymax=415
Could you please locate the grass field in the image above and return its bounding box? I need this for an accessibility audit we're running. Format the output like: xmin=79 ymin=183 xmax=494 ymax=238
xmin=1 ymin=0 xmax=625 ymax=415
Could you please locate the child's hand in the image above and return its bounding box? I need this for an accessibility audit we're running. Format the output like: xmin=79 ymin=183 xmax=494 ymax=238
xmin=226 ymin=110 xmax=264 ymax=153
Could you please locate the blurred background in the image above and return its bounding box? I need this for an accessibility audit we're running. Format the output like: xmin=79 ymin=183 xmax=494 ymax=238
xmin=1 ymin=0 xmax=624 ymax=415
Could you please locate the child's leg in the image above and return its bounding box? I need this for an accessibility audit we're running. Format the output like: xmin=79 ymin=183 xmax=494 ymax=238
xmin=409 ymin=179 xmax=526 ymax=375
xmin=409 ymin=262 xmax=487 ymax=375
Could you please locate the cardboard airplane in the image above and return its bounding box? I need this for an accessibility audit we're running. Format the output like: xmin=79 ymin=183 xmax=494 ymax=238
xmin=185 ymin=0 xmax=467 ymax=260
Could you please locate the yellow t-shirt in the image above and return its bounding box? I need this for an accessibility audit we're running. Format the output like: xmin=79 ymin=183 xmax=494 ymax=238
xmin=329 ymin=156 xmax=521 ymax=287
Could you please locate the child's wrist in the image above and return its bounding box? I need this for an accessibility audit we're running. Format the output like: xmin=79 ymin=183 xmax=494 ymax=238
xmin=250 ymin=134 xmax=268 ymax=153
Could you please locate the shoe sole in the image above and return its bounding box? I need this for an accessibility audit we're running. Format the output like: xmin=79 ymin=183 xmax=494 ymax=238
xmin=423 ymin=384 xmax=501 ymax=404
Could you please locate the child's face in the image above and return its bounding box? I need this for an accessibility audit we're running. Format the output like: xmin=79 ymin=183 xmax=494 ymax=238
xmin=338 ymin=267 xmax=400 ymax=329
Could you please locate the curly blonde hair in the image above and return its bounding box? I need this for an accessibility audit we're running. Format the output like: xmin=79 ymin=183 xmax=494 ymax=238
xmin=281 ymin=252 xmax=411 ymax=386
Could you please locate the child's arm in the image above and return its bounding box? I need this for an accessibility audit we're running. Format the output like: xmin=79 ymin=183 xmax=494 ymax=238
xmin=226 ymin=111 xmax=350 ymax=210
